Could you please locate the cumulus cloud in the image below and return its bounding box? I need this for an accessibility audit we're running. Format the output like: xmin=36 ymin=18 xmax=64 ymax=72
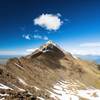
xmin=34 ymin=13 xmax=63 ymax=31
xmin=22 ymin=34 xmax=31 ymax=40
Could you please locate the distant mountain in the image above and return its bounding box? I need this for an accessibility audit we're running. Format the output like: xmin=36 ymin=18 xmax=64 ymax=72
xmin=76 ymin=55 xmax=100 ymax=64
xmin=0 ymin=41 xmax=100 ymax=100
xmin=0 ymin=55 xmax=22 ymax=64
xmin=96 ymin=58 xmax=100 ymax=64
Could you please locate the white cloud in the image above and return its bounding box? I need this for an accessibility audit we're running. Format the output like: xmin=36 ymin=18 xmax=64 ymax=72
xmin=80 ymin=42 xmax=100 ymax=47
xmin=22 ymin=34 xmax=30 ymax=40
xmin=70 ymin=49 xmax=100 ymax=56
xmin=22 ymin=34 xmax=49 ymax=41
xmin=33 ymin=34 xmax=42 ymax=39
xmin=34 ymin=13 xmax=63 ymax=31
xmin=22 ymin=34 xmax=49 ymax=40
xmin=25 ymin=48 xmax=39 ymax=55
xmin=33 ymin=34 xmax=48 ymax=40
xmin=57 ymin=13 xmax=61 ymax=17
xmin=26 ymin=48 xmax=38 ymax=52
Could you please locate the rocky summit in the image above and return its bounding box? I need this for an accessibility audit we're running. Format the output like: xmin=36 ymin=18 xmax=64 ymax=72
xmin=0 ymin=41 xmax=100 ymax=100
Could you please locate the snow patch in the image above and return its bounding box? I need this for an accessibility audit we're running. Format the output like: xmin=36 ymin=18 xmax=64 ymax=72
xmin=46 ymin=40 xmax=57 ymax=46
xmin=72 ymin=55 xmax=78 ymax=59
xmin=11 ymin=84 xmax=25 ymax=92
xmin=0 ymin=98 xmax=5 ymax=100
xmin=14 ymin=63 xmax=24 ymax=69
xmin=37 ymin=97 xmax=45 ymax=100
xmin=48 ymin=80 xmax=100 ymax=100
xmin=42 ymin=49 xmax=51 ymax=53
xmin=77 ymin=89 xmax=100 ymax=100
xmin=0 ymin=83 xmax=12 ymax=90
xmin=16 ymin=87 xmax=25 ymax=91
xmin=0 ymin=93 xmax=9 ymax=97
xmin=34 ymin=86 xmax=40 ymax=91
xmin=18 ymin=77 xmax=28 ymax=86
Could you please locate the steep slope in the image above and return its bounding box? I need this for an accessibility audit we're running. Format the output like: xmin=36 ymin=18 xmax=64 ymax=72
xmin=0 ymin=41 xmax=100 ymax=100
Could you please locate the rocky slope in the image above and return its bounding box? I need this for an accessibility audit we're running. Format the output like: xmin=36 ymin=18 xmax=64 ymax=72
xmin=0 ymin=41 xmax=100 ymax=100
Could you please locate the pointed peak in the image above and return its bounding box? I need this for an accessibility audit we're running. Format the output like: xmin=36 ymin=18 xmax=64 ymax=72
xmin=46 ymin=40 xmax=57 ymax=46
xmin=47 ymin=40 xmax=54 ymax=44
xmin=38 ymin=40 xmax=58 ymax=53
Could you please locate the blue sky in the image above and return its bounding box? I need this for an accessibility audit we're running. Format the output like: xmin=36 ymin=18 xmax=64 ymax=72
xmin=0 ymin=0 xmax=100 ymax=55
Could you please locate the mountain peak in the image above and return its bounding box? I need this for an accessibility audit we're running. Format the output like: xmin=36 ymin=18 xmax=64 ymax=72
xmin=46 ymin=40 xmax=56 ymax=46
xmin=27 ymin=40 xmax=65 ymax=58
xmin=39 ymin=40 xmax=57 ymax=52
xmin=39 ymin=40 xmax=64 ymax=54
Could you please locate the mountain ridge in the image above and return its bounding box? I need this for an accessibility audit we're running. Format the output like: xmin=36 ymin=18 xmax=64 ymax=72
xmin=0 ymin=41 xmax=100 ymax=100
